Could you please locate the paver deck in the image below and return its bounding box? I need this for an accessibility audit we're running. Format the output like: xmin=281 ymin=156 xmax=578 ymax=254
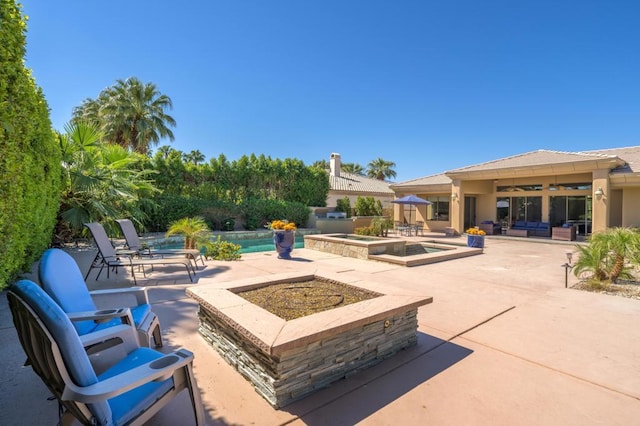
xmin=1 ymin=234 xmax=639 ymax=425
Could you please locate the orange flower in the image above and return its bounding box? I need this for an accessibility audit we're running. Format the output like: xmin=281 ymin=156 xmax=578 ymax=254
xmin=465 ymin=227 xmax=486 ymax=235
xmin=268 ymin=220 xmax=297 ymax=231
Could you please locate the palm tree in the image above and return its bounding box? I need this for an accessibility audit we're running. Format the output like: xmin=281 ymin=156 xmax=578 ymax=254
xmin=166 ymin=217 xmax=210 ymax=249
xmin=183 ymin=150 xmax=205 ymax=166
xmin=311 ymin=160 xmax=329 ymax=169
xmin=573 ymin=227 xmax=640 ymax=283
xmin=366 ymin=158 xmax=397 ymax=181
xmin=341 ymin=162 xmax=365 ymax=175
xmin=72 ymin=77 xmax=176 ymax=155
xmin=57 ymin=121 xmax=157 ymax=237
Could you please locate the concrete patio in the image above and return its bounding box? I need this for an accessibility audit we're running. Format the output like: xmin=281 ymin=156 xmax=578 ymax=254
xmin=1 ymin=234 xmax=639 ymax=425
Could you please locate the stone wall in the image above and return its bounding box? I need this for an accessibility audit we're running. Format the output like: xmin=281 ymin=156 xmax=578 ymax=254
xmin=303 ymin=238 xmax=370 ymax=259
xmin=197 ymin=306 xmax=419 ymax=408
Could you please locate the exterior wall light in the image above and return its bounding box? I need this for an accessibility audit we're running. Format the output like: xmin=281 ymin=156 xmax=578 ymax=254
xmin=594 ymin=187 xmax=604 ymax=198
xmin=451 ymin=192 xmax=458 ymax=201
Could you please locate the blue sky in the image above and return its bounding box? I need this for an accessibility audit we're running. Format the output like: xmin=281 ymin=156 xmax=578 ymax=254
xmin=22 ymin=1 xmax=640 ymax=182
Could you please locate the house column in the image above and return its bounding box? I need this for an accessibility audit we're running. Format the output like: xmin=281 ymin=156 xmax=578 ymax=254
xmin=592 ymin=169 xmax=610 ymax=233
xmin=450 ymin=180 xmax=463 ymax=234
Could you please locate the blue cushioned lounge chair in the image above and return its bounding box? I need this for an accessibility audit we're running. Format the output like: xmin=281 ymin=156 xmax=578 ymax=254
xmin=7 ymin=280 xmax=205 ymax=426
xmin=39 ymin=248 xmax=162 ymax=347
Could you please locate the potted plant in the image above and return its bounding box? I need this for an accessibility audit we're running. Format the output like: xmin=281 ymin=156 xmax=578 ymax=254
xmin=465 ymin=227 xmax=486 ymax=248
xmin=267 ymin=220 xmax=297 ymax=259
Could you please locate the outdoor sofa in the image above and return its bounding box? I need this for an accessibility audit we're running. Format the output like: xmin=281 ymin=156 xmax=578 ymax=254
xmin=511 ymin=220 xmax=551 ymax=237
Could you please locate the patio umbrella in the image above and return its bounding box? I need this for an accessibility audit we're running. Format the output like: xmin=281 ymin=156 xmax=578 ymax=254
xmin=391 ymin=194 xmax=432 ymax=225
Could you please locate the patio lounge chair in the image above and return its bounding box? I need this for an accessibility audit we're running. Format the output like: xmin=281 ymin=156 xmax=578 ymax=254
xmin=6 ymin=279 xmax=205 ymax=425
xmin=84 ymin=222 xmax=195 ymax=285
xmin=39 ymin=248 xmax=162 ymax=347
xmin=115 ymin=218 xmax=205 ymax=269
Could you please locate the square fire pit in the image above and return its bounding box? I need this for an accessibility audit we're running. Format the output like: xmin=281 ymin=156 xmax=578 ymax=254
xmin=187 ymin=272 xmax=432 ymax=408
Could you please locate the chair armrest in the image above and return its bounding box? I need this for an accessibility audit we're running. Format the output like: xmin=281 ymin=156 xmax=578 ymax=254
xmin=61 ymin=349 xmax=195 ymax=402
xmin=79 ymin=324 xmax=140 ymax=353
xmin=89 ymin=287 xmax=151 ymax=305
xmin=67 ymin=307 xmax=134 ymax=325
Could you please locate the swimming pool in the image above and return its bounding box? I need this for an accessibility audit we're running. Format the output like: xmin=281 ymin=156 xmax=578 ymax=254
xmin=156 ymin=235 xmax=305 ymax=254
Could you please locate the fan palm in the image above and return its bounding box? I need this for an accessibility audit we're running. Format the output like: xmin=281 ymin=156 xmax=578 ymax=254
xmin=57 ymin=121 xmax=157 ymax=237
xmin=101 ymin=77 xmax=176 ymax=154
xmin=166 ymin=217 xmax=210 ymax=249
xmin=342 ymin=162 xmax=365 ymax=175
xmin=366 ymin=158 xmax=397 ymax=181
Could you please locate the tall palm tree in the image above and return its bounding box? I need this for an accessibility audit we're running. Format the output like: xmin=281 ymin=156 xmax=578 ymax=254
xmin=342 ymin=162 xmax=365 ymax=175
xmin=183 ymin=150 xmax=205 ymax=165
xmin=366 ymin=158 xmax=397 ymax=181
xmin=72 ymin=77 xmax=176 ymax=155
xmin=101 ymin=77 xmax=176 ymax=154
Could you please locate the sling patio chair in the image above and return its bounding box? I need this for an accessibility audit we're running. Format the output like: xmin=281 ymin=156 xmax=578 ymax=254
xmin=39 ymin=248 xmax=162 ymax=347
xmin=115 ymin=218 xmax=205 ymax=269
xmin=84 ymin=222 xmax=195 ymax=285
xmin=7 ymin=279 xmax=205 ymax=425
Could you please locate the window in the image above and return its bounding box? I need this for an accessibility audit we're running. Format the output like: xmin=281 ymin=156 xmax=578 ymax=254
xmin=548 ymin=182 xmax=592 ymax=191
xmin=497 ymin=184 xmax=543 ymax=192
xmin=426 ymin=196 xmax=449 ymax=221
xmin=496 ymin=196 xmax=542 ymax=224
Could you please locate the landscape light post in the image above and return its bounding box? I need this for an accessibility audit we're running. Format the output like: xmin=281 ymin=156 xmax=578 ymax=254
xmin=562 ymin=252 xmax=573 ymax=288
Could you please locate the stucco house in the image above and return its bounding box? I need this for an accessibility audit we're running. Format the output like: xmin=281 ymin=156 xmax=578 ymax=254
xmin=390 ymin=146 xmax=640 ymax=237
xmin=325 ymin=152 xmax=395 ymax=211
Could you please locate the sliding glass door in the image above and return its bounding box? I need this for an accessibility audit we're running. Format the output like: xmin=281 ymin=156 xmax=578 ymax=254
xmin=549 ymin=195 xmax=592 ymax=235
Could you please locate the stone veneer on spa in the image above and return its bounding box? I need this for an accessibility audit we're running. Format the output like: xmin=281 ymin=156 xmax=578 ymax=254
xmin=187 ymin=272 xmax=432 ymax=408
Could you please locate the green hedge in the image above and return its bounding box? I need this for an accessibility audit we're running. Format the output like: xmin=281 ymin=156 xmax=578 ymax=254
xmin=145 ymin=195 xmax=309 ymax=232
xmin=0 ymin=1 xmax=61 ymax=290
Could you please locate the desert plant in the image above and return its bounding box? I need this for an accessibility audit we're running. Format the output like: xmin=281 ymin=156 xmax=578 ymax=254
xmin=166 ymin=217 xmax=210 ymax=249
xmin=573 ymin=227 xmax=640 ymax=283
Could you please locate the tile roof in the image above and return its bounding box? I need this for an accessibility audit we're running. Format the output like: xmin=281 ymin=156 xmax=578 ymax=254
xmin=393 ymin=146 xmax=640 ymax=186
xmin=390 ymin=173 xmax=451 ymax=187
xmin=583 ymin=146 xmax=640 ymax=174
xmin=329 ymin=172 xmax=394 ymax=195
xmin=445 ymin=149 xmax=623 ymax=174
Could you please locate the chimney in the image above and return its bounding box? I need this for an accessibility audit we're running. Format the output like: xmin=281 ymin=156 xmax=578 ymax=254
xmin=330 ymin=152 xmax=341 ymax=177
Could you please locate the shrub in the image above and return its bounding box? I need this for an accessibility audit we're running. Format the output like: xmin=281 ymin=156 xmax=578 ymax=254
xmin=354 ymin=226 xmax=377 ymax=236
xmin=203 ymin=236 xmax=241 ymax=261
xmin=0 ymin=1 xmax=61 ymax=290
xmin=336 ymin=197 xmax=351 ymax=217
xmin=354 ymin=196 xmax=381 ymax=216
xmin=371 ymin=217 xmax=393 ymax=237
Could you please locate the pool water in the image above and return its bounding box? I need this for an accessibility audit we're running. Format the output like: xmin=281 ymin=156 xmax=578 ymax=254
xmin=158 ymin=236 xmax=305 ymax=254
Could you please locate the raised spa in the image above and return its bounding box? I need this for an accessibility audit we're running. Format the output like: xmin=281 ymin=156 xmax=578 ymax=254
xmin=187 ymin=272 xmax=432 ymax=407
xmin=304 ymin=233 xmax=482 ymax=266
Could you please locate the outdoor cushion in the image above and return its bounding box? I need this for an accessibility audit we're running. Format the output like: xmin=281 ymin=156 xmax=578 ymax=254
xmin=514 ymin=220 xmax=527 ymax=228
